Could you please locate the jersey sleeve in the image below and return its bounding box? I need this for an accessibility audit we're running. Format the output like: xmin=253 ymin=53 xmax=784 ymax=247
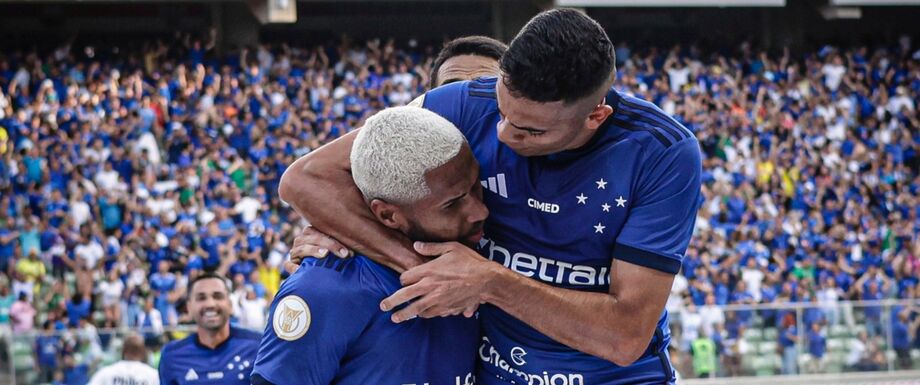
xmin=251 ymin=265 xmax=378 ymax=385
xmin=612 ymin=138 xmax=702 ymax=274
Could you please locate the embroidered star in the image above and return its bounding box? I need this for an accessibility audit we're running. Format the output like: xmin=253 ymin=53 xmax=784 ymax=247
xmin=576 ymin=193 xmax=588 ymax=204
xmin=615 ymin=195 xmax=627 ymax=207
xmin=595 ymin=178 xmax=607 ymax=189
xmin=601 ymin=203 xmax=611 ymax=212
xmin=594 ymin=223 xmax=606 ymax=234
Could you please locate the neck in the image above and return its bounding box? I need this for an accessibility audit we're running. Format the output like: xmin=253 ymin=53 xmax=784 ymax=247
xmin=197 ymin=324 xmax=230 ymax=349
xmin=563 ymin=129 xmax=601 ymax=152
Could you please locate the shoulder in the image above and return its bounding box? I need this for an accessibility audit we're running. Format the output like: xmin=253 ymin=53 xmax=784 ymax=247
xmin=230 ymin=326 xmax=262 ymax=343
xmin=609 ymin=91 xmax=697 ymax=153
xmin=285 ymin=256 xmax=396 ymax=299
xmin=422 ymin=78 xmax=498 ymax=123
xmin=161 ymin=334 xmax=196 ymax=357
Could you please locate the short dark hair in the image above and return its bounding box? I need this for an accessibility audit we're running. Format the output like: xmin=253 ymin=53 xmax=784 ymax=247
xmin=500 ymin=9 xmax=615 ymax=103
xmin=430 ymin=35 xmax=508 ymax=88
xmin=187 ymin=272 xmax=231 ymax=296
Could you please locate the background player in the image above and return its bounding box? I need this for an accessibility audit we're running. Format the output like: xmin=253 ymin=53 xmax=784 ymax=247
xmin=280 ymin=9 xmax=700 ymax=385
xmin=87 ymin=334 xmax=159 ymax=385
xmin=428 ymin=35 xmax=507 ymax=88
xmin=158 ymin=273 xmax=260 ymax=385
xmin=252 ymin=106 xmax=484 ymax=385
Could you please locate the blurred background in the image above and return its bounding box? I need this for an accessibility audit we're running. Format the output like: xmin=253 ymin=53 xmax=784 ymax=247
xmin=0 ymin=0 xmax=918 ymax=384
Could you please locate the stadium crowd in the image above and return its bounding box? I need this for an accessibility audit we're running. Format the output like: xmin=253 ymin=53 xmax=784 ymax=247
xmin=0 ymin=31 xmax=917 ymax=382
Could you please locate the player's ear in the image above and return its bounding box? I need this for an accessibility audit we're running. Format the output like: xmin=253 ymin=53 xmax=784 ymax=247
xmin=369 ymin=199 xmax=408 ymax=232
xmin=585 ymin=104 xmax=613 ymax=131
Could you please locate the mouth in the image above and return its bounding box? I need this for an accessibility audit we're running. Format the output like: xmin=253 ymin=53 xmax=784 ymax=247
xmin=200 ymin=309 xmax=222 ymax=323
xmin=467 ymin=225 xmax=485 ymax=243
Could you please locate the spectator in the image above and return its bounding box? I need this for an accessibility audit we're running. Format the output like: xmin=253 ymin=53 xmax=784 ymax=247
xmin=691 ymin=328 xmax=718 ymax=378
xmin=95 ymin=269 xmax=124 ymax=326
xmin=149 ymin=260 xmax=178 ymax=326
xmin=65 ymin=294 xmax=92 ymax=329
xmin=137 ymin=297 xmax=165 ymax=343
xmin=0 ymin=219 xmax=18 ymax=272
xmin=857 ymin=276 xmax=889 ymax=337
xmin=892 ymin=309 xmax=914 ymax=369
xmin=846 ymin=330 xmax=869 ymax=371
xmin=35 ymin=320 xmax=61 ymax=384
xmin=804 ymin=323 xmax=827 ymax=373
xmin=779 ymin=313 xmax=799 ymax=375
xmin=10 ymin=291 xmax=35 ymax=333
xmin=680 ymin=302 xmax=703 ymax=352
xmin=16 ymin=246 xmax=45 ymax=297
xmin=700 ymin=294 xmax=725 ymax=338
xmin=237 ymin=286 xmax=267 ymax=330
xmin=816 ymin=276 xmax=844 ymax=326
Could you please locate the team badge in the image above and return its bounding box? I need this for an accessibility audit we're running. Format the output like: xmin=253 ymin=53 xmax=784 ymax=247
xmin=272 ymin=295 xmax=311 ymax=341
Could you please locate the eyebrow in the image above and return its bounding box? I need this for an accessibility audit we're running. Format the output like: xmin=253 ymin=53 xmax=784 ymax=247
xmin=497 ymin=106 xmax=547 ymax=133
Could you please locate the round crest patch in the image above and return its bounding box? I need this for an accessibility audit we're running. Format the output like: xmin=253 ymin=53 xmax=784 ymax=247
xmin=272 ymin=295 xmax=311 ymax=341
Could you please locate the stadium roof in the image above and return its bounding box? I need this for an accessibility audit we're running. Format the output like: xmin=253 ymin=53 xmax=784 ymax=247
xmin=555 ymin=0 xmax=785 ymax=6
xmin=831 ymin=0 xmax=920 ymax=5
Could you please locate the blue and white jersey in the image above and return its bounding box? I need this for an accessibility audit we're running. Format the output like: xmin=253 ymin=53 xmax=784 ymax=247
xmin=159 ymin=326 xmax=261 ymax=385
xmin=251 ymin=256 xmax=479 ymax=385
xmin=422 ymin=77 xmax=702 ymax=385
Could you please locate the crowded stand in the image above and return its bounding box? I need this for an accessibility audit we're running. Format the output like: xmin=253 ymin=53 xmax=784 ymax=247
xmin=0 ymin=32 xmax=918 ymax=382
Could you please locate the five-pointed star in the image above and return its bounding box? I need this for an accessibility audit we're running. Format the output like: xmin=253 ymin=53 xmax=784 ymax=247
xmin=594 ymin=222 xmax=606 ymax=234
xmin=576 ymin=193 xmax=588 ymax=204
xmin=615 ymin=195 xmax=627 ymax=207
xmin=601 ymin=203 xmax=611 ymax=212
xmin=595 ymin=178 xmax=607 ymax=189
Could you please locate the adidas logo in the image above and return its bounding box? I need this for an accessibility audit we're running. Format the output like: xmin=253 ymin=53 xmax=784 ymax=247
xmin=185 ymin=368 xmax=199 ymax=381
xmin=481 ymin=173 xmax=508 ymax=198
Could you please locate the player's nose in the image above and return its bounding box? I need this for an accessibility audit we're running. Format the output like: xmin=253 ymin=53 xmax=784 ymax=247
xmin=469 ymin=198 xmax=489 ymax=223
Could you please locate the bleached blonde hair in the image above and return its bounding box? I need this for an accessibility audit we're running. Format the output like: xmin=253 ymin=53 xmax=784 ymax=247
xmin=351 ymin=106 xmax=465 ymax=204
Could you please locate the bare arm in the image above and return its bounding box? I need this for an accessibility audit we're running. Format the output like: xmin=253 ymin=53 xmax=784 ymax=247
xmin=278 ymin=131 xmax=424 ymax=272
xmin=485 ymin=257 xmax=673 ymax=366
xmin=382 ymin=242 xmax=672 ymax=366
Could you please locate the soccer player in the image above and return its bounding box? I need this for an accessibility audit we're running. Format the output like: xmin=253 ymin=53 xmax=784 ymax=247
xmin=251 ymin=106 xmax=483 ymax=385
xmin=88 ymin=334 xmax=159 ymax=385
xmin=282 ymin=9 xmax=701 ymax=385
xmin=429 ymin=36 xmax=507 ymax=88
xmin=159 ymin=273 xmax=260 ymax=385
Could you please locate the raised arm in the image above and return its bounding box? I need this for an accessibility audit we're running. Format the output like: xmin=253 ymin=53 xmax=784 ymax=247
xmin=278 ymin=131 xmax=424 ymax=272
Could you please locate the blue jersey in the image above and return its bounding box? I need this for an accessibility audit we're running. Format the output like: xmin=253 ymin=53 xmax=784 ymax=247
xmin=159 ymin=326 xmax=261 ymax=385
xmin=421 ymin=78 xmax=701 ymax=385
xmin=251 ymin=256 xmax=478 ymax=385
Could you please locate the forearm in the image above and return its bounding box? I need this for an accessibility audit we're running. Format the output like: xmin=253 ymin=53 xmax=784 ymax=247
xmin=280 ymin=143 xmax=423 ymax=272
xmin=482 ymin=268 xmax=664 ymax=366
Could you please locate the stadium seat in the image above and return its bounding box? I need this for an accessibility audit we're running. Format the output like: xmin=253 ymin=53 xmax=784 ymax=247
xmin=758 ymin=341 xmax=777 ymax=355
xmin=744 ymin=328 xmax=763 ymax=341
xmin=829 ymin=324 xmax=850 ymax=338
xmin=763 ymin=328 xmax=778 ymax=341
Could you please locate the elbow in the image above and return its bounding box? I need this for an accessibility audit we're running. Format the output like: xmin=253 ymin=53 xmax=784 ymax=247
xmin=596 ymin=331 xmax=651 ymax=367
xmin=606 ymin=342 xmax=647 ymax=367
